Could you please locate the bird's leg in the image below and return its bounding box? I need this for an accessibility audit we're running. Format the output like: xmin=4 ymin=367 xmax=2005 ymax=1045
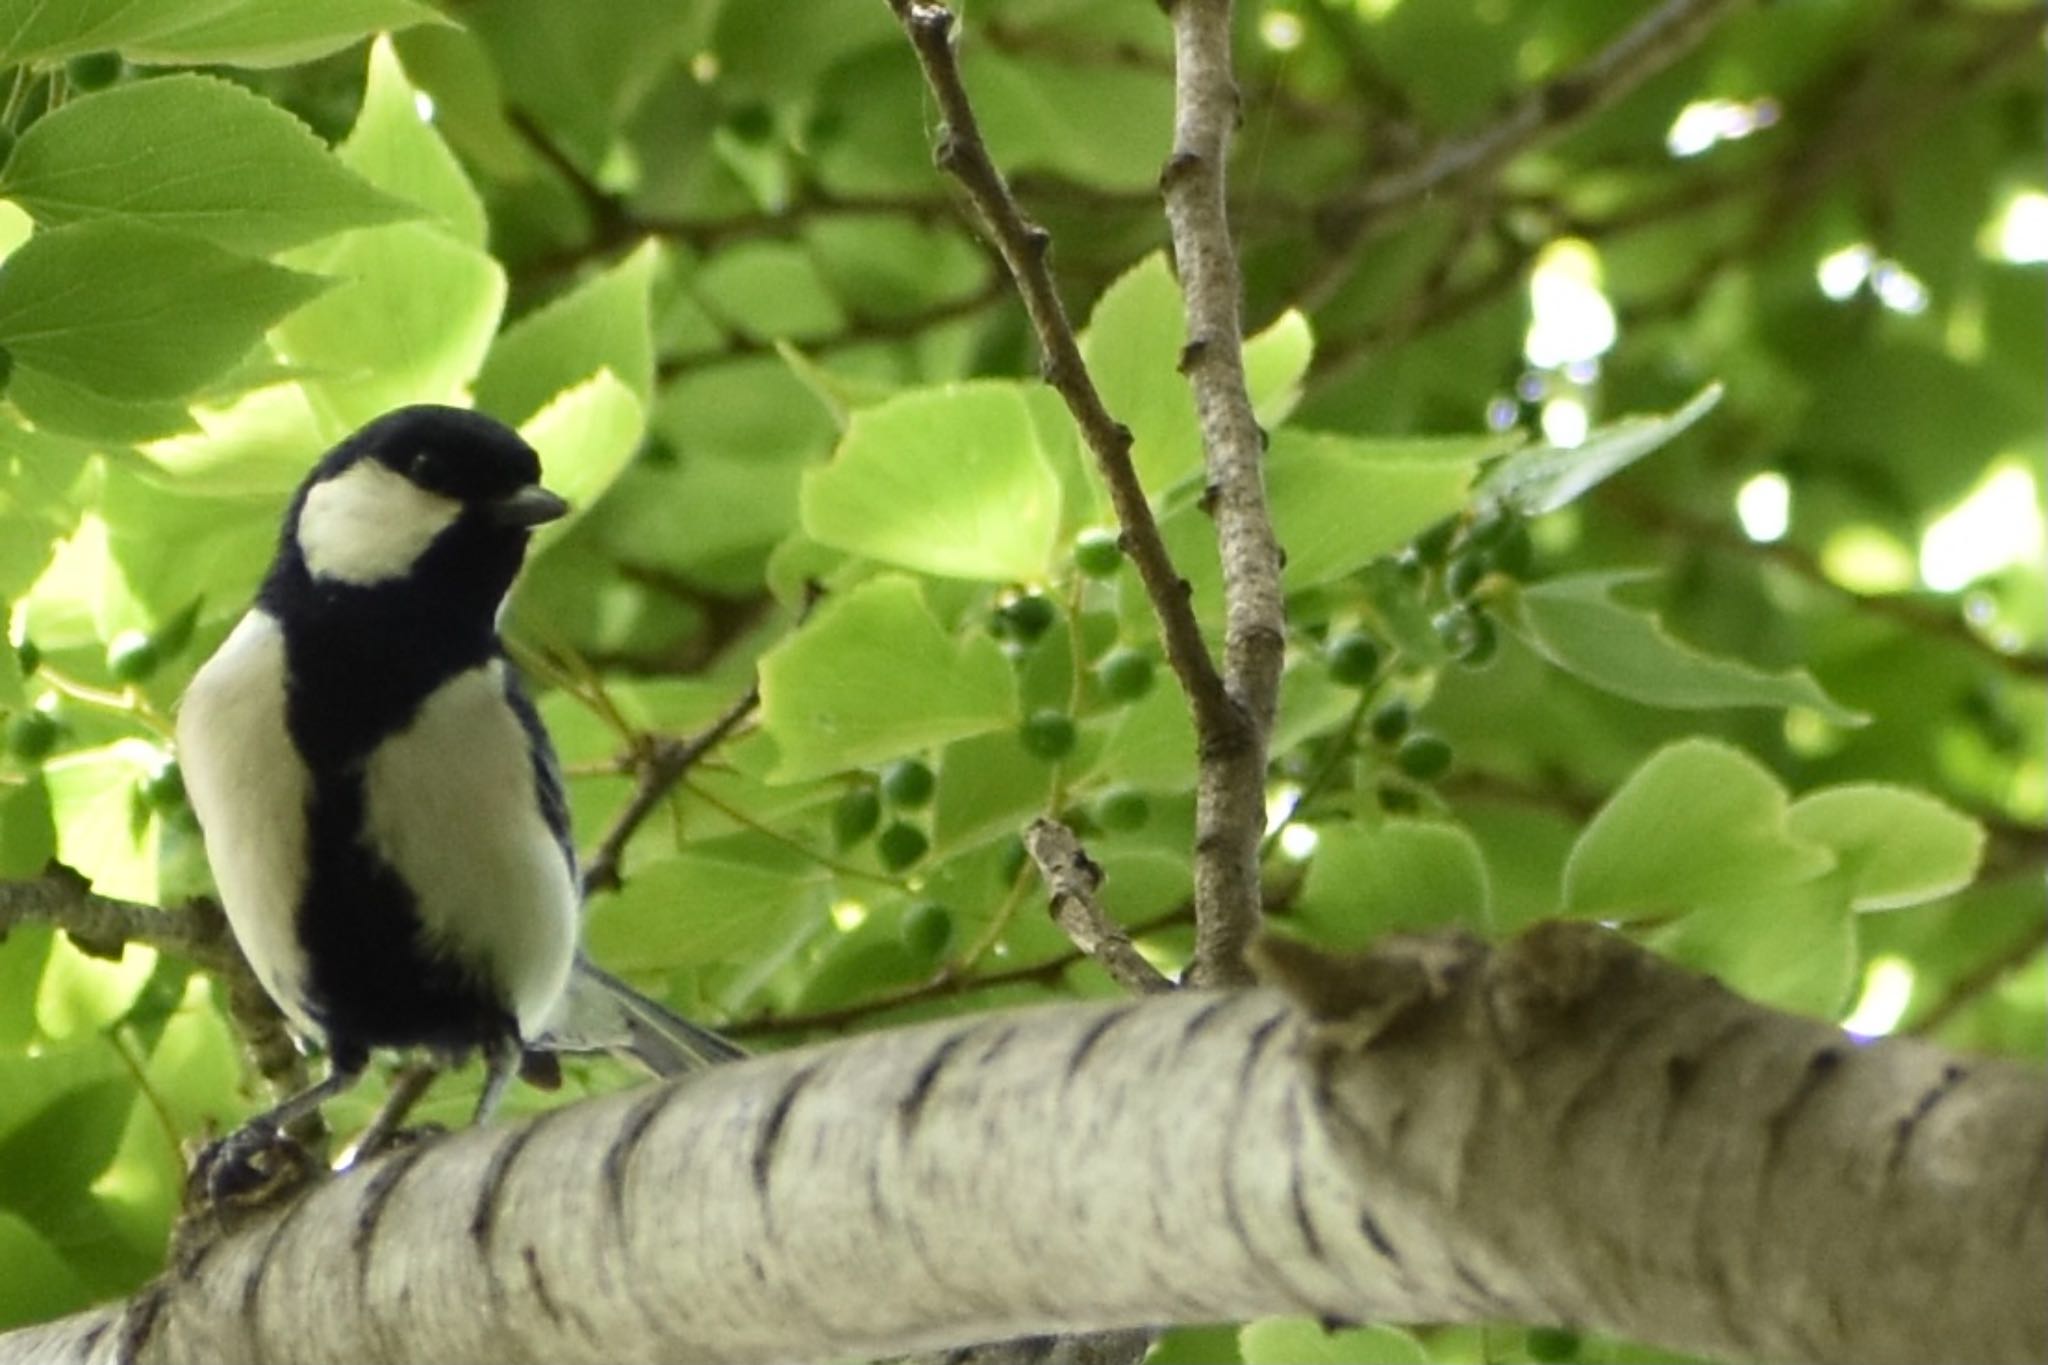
xmin=189 ymin=1055 xmax=368 ymax=1209
xmin=342 ymin=1062 xmax=442 ymax=1166
xmin=473 ymin=1032 xmax=525 ymax=1126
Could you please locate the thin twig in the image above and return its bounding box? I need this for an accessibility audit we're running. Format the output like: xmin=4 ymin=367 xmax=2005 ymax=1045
xmin=1024 ymin=818 xmax=1174 ymax=995
xmin=883 ymin=1 xmax=1233 ymax=751
xmin=580 ymin=682 xmax=764 ymax=895
xmin=1909 ymin=922 xmax=2048 ymax=1038
xmin=1160 ymin=0 xmax=1285 ymax=988
xmin=1303 ymin=0 xmax=1749 ymax=311
xmin=0 ymin=867 xmax=312 ymax=1103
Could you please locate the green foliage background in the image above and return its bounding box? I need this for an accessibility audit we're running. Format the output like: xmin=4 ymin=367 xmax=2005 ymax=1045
xmin=0 ymin=0 xmax=2040 ymax=1358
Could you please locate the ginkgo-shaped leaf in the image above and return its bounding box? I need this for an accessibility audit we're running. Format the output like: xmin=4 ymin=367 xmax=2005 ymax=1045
xmin=760 ymin=575 xmax=1019 ymax=782
xmin=801 ymin=383 xmax=1062 ymax=583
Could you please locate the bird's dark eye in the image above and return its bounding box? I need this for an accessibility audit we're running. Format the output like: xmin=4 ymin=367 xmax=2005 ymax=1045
xmin=407 ymin=451 xmax=442 ymax=485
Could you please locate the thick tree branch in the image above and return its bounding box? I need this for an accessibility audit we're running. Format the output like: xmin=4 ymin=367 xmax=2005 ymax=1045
xmin=1023 ymin=817 xmax=1174 ymax=996
xmin=883 ymin=0 xmax=1234 ymax=754
xmin=16 ymin=924 xmax=2043 ymax=1365
xmin=1160 ymin=0 xmax=1284 ymax=988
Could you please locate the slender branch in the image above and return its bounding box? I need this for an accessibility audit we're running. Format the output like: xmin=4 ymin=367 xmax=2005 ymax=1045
xmin=885 ymin=2 xmax=1231 ymax=747
xmin=1303 ymin=0 xmax=1749 ymax=311
xmin=1909 ymin=923 xmax=2048 ymax=1038
xmin=580 ymin=682 xmax=763 ymax=895
xmin=1159 ymin=0 xmax=1284 ymax=988
xmin=0 ymin=868 xmax=312 ymax=1105
xmin=1023 ymin=818 xmax=1175 ymax=995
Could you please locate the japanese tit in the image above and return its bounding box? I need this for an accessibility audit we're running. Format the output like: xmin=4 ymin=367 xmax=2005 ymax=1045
xmin=177 ymin=405 xmax=738 ymax=1141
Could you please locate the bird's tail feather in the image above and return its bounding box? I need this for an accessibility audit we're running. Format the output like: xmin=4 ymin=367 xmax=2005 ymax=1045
xmin=537 ymin=958 xmax=747 ymax=1077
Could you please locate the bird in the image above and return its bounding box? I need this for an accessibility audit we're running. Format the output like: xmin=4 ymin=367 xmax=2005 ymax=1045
xmin=176 ymin=404 xmax=739 ymax=1155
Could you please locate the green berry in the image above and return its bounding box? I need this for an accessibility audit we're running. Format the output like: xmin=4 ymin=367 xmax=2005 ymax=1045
xmin=65 ymin=53 xmax=123 ymax=91
xmin=1368 ymin=699 xmax=1411 ymax=745
xmin=1093 ymin=786 xmax=1150 ymax=832
xmin=1487 ymin=520 xmax=1534 ymax=578
xmin=1445 ymin=551 xmax=1487 ymax=600
xmin=880 ymin=759 xmax=936 ymax=809
xmin=140 ymin=760 xmax=185 ymax=810
xmin=106 ymin=629 xmax=161 ymax=683
xmin=1455 ymin=612 xmax=1498 ymax=667
xmin=1073 ymin=529 xmax=1123 ymax=578
xmin=14 ymin=638 xmax=39 ymax=677
xmin=1395 ymin=732 xmax=1453 ymax=782
xmin=1377 ymin=782 xmax=1422 ymax=814
xmin=724 ymin=101 xmax=776 ymax=143
xmin=1526 ymin=1327 xmax=1581 ymax=1363
xmin=1094 ymin=648 xmax=1155 ymax=703
xmin=5 ymin=709 xmax=59 ymax=762
xmin=1411 ymin=515 xmax=1459 ymax=564
xmin=999 ymin=594 xmax=1056 ymax=644
xmin=1324 ymin=631 xmax=1382 ymax=687
xmin=900 ymin=901 xmax=953 ymax=959
xmin=876 ymin=821 xmax=929 ymax=871
xmin=831 ymin=788 xmax=881 ymax=848
xmin=1432 ymin=607 xmax=1483 ymax=658
xmin=1018 ymin=709 xmax=1077 ymax=761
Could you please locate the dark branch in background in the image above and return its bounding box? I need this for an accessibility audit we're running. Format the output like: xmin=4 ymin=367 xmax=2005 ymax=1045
xmin=582 ymin=682 xmax=763 ymax=896
xmin=1302 ymin=0 xmax=1751 ymax=311
xmin=1603 ymin=488 xmax=2048 ymax=682
xmin=1024 ymin=818 xmax=1175 ymax=995
xmin=1161 ymin=0 xmax=1286 ymax=988
xmin=880 ymin=8 xmax=1238 ymax=804
xmin=0 ymin=869 xmax=312 ymax=1111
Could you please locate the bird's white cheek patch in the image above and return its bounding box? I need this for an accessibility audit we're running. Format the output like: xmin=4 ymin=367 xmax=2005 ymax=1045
xmin=174 ymin=611 xmax=319 ymax=1036
xmin=297 ymin=461 xmax=461 ymax=586
xmin=360 ymin=662 xmax=577 ymax=1039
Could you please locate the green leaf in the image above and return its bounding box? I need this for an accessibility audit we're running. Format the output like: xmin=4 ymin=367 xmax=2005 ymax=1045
xmin=1240 ymin=1318 xmax=1428 ymax=1365
xmin=42 ymin=741 xmax=162 ymax=902
xmin=1269 ymin=430 xmax=1511 ymax=589
xmin=337 ymin=35 xmax=487 ymax=246
xmin=759 ymin=574 xmax=1019 ymax=782
xmin=1564 ymin=738 xmax=1836 ymax=919
xmin=0 ymin=1210 xmax=90 ymax=1329
xmin=521 ymin=370 xmax=646 ymax=549
xmin=0 ymin=74 xmax=415 ymax=254
xmin=1474 ymin=382 xmax=1722 ymax=516
xmin=585 ymin=845 xmax=825 ymax=969
xmin=121 ymin=0 xmax=450 ymax=68
xmin=1652 ymin=873 xmax=1859 ymax=1019
xmin=0 ymin=779 xmax=55 ymax=878
xmin=1298 ymin=819 xmax=1492 ymax=944
xmin=1081 ymin=252 xmax=1200 ymax=490
xmin=477 ymin=241 xmax=660 ymax=426
xmin=1 ymin=370 xmax=195 ymax=445
xmin=801 ymin=383 xmax=1063 ymax=583
xmin=1504 ymin=572 xmax=1866 ymax=725
xmin=1242 ymin=307 xmax=1313 ymax=428
xmin=272 ymin=222 xmax=505 ymax=428
xmin=1786 ymin=785 xmax=1985 ymax=912
xmin=0 ymin=221 xmax=325 ymax=402
xmin=0 ymin=0 xmax=206 ymax=64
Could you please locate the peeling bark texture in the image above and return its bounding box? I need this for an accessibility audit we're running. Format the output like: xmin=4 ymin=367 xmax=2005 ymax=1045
xmin=1024 ymin=817 xmax=1175 ymax=996
xmin=7 ymin=924 xmax=2040 ymax=1365
xmin=1161 ymin=0 xmax=1286 ymax=990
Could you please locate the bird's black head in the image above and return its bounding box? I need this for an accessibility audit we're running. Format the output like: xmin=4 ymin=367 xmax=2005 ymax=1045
xmin=264 ymin=405 xmax=568 ymax=619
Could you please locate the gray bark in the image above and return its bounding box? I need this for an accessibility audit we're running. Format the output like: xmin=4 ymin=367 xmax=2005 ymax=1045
xmin=6 ymin=925 xmax=2042 ymax=1365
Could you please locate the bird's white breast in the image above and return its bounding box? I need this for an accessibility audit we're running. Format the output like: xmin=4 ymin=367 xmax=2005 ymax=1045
xmin=359 ymin=660 xmax=577 ymax=1039
xmin=175 ymin=610 xmax=320 ymax=1036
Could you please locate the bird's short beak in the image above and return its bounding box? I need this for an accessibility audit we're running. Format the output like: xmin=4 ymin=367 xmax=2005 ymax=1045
xmin=491 ymin=485 xmax=570 ymax=528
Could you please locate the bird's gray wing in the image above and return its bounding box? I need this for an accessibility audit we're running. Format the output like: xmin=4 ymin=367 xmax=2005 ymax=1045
xmin=538 ymin=957 xmax=748 ymax=1075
